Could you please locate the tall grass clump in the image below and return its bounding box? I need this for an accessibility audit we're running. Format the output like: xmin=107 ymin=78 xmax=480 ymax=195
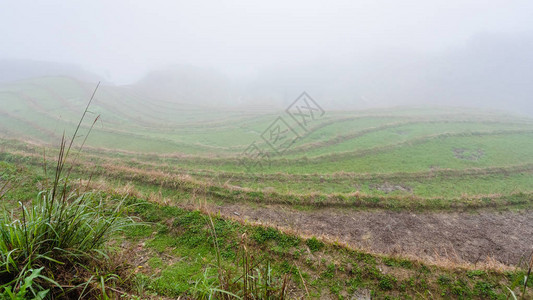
xmin=191 ymin=215 xmax=288 ymax=299
xmin=0 ymin=83 xmax=131 ymax=298
xmin=507 ymin=251 xmax=533 ymax=300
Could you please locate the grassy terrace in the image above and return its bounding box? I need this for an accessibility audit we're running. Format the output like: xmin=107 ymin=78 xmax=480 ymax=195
xmin=0 ymin=77 xmax=532 ymax=298
xmin=1 ymin=160 xmax=532 ymax=299
xmin=1 ymin=144 xmax=532 ymax=211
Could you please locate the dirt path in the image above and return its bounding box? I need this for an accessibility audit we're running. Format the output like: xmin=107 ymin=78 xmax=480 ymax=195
xmin=214 ymin=204 xmax=533 ymax=266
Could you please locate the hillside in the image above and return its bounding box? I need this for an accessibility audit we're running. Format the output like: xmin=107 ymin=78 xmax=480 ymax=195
xmin=1 ymin=78 xmax=533 ymax=298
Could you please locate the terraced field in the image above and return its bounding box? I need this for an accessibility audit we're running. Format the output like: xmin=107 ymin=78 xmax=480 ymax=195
xmin=1 ymin=77 xmax=533 ymax=298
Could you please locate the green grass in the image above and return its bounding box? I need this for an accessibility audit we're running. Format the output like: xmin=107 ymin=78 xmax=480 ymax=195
xmin=288 ymin=121 xmax=533 ymax=157
xmin=1 ymin=78 xmax=533 ymax=297
xmin=1 ymin=77 xmax=531 ymax=159
xmin=0 ymin=90 xmax=137 ymax=299
xmin=0 ymin=167 xmax=130 ymax=299
xmin=0 ymin=146 xmax=531 ymax=298
xmin=116 ymin=194 xmax=531 ymax=299
xmin=152 ymin=132 xmax=533 ymax=174
xmin=1 ymin=147 xmax=532 ymax=211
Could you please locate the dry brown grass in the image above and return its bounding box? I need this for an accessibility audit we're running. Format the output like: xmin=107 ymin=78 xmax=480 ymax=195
xmin=74 ymin=176 xmax=524 ymax=273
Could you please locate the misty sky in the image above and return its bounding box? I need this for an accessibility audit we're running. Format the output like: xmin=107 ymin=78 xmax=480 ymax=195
xmin=2 ymin=0 xmax=533 ymax=83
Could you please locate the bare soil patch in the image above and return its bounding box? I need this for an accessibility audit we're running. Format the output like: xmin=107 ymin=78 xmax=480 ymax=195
xmin=215 ymin=204 xmax=533 ymax=266
xmin=369 ymin=182 xmax=412 ymax=194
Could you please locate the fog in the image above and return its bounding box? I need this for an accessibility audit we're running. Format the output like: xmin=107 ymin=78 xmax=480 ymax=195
xmin=1 ymin=1 xmax=533 ymax=113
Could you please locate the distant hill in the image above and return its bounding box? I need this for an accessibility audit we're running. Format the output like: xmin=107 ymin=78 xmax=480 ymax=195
xmin=243 ymin=32 xmax=533 ymax=115
xmin=0 ymin=59 xmax=101 ymax=83
xmin=134 ymin=65 xmax=235 ymax=106
xmin=2 ymin=32 xmax=532 ymax=115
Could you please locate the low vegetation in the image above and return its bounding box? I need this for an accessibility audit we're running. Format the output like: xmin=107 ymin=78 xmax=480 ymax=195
xmin=0 ymin=86 xmax=532 ymax=298
xmin=0 ymin=94 xmax=132 ymax=298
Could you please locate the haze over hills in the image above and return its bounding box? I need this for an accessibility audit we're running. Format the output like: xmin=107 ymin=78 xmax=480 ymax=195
xmin=1 ymin=32 xmax=532 ymax=114
xmin=0 ymin=59 xmax=101 ymax=83
xmin=2 ymin=2 xmax=533 ymax=298
xmin=134 ymin=65 xmax=235 ymax=106
xmin=239 ymin=32 xmax=533 ymax=113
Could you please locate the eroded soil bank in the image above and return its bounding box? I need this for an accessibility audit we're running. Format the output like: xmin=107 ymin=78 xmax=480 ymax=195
xmin=214 ymin=204 xmax=533 ymax=266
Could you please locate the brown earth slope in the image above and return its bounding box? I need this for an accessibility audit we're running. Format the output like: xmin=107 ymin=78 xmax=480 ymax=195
xmin=216 ymin=204 xmax=533 ymax=266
